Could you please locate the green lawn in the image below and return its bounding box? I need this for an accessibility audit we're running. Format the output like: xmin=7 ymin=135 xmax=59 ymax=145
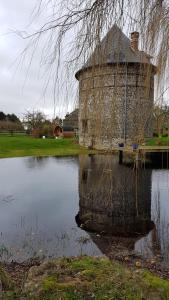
xmin=146 ymin=136 xmax=169 ymax=146
xmin=0 ymin=135 xmax=94 ymax=158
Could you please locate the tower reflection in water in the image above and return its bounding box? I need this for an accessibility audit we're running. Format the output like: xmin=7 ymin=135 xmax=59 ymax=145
xmin=76 ymin=155 xmax=154 ymax=257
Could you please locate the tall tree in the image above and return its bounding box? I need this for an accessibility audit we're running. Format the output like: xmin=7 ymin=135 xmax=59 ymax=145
xmin=0 ymin=112 xmax=6 ymax=121
xmin=6 ymin=114 xmax=21 ymax=123
xmin=23 ymin=110 xmax=46 ymax=132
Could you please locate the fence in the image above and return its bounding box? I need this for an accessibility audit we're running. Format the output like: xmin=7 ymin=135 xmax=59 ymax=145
xmin=0 ymin=130 xmax=27 ymax=136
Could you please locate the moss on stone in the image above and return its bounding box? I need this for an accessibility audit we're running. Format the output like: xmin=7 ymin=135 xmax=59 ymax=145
xmin=22 ymin=256 xmax=169 ymax=300
xmin=1 ymin=257 xmax=169 ymax=299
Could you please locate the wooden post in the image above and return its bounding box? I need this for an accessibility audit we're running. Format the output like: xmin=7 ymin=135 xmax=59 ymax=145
xmin=135 ymin=152 xmax=139 ymax=169
xmin=119 ymin=150 xmax=123 ymax=164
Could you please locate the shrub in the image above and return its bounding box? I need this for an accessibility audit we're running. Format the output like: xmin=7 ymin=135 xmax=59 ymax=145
xmin=32 ymin=124 xmax=54 ymax=138
xmin=162 ymin=133 xmax=168 ymax=137
xmin=40 ymin=124 xmax=53 ymax=138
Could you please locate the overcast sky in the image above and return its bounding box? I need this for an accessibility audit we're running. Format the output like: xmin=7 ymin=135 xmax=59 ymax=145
xmin=1 ymin=1 xmax=167 ymax=121
xmin=0 ymin=0 xmax=76 ymax=119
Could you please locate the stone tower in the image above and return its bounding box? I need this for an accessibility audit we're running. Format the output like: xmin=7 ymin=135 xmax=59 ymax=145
xmin=75 ymin=25 xmax=156 ymax=150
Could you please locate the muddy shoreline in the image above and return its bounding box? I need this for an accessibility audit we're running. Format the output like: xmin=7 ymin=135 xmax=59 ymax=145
xmin=2 ymin=230 xmax=169 ymax=290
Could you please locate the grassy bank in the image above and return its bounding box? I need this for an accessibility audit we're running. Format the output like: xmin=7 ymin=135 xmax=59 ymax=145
xmin=1 ymin=134 xmax=169 ymax=159
xmin=147 ymin=136 xmax=169 ymax=146
xmin=2 ymin=256 xmax=169 ymax=299
xmin=0 ymin=135 xmax=94 ymax=158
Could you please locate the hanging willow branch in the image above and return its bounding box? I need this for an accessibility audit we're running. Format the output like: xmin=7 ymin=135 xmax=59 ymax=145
xmin=17 ymin=0 xmax=169 ymax=113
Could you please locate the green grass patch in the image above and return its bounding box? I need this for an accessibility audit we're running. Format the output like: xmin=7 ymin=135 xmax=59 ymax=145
xmin=11 ymin=256 xmax=169 ymax=300
xmin=0 ymin=135 xmax=95 ymax=158
xmin=146 ymin=136 xmax=169 ymax=146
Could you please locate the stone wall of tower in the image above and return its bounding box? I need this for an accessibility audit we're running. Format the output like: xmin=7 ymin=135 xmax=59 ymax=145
xmin=78 ymin=63 xmax=155 ymax=149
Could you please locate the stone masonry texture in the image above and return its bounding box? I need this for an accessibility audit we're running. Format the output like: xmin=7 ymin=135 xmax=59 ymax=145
xmin=77 ymin=63 xmax=155 ymax=150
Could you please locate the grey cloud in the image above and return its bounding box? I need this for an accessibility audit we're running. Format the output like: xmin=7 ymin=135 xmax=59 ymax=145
xmin=0 ymin=0 xmax=75 ymax=118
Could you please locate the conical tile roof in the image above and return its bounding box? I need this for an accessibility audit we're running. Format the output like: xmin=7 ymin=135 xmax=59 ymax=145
xmin=76 ymin=24 xmax=152 ymax=78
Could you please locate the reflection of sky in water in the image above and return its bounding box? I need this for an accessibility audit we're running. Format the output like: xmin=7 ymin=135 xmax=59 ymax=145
xmin=0 ymin=157 xmax=101 ymax=262
xmin=135 ymin=170 xmax=169 ymax=262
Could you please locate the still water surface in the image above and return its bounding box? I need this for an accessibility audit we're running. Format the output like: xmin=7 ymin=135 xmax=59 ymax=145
xmin=0 ymin=155 xmax=169 ymax=265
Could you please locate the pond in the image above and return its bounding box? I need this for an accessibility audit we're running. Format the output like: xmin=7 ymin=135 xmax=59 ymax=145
xmin=0 ymin=155 xmax=169 ymax=266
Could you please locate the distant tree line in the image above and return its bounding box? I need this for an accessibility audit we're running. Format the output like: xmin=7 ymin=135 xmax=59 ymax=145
xmin=0 ymin=112 xmax=21 ymax=123
xmin=0 ymin=110 xmax=64 ymax=138
xmin=0 ymin=111 xmax=23 ymax=133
